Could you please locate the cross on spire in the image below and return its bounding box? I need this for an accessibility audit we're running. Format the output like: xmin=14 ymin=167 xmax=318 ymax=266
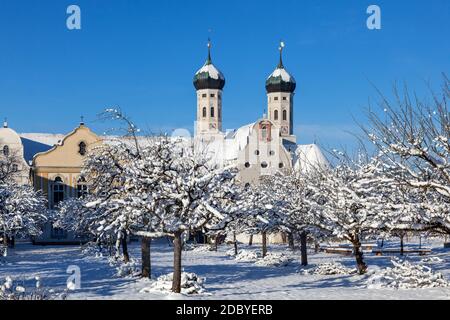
xmin=80 ymin=115 xmax=85 ymax=126
xmin=3 ymin=117 xmax=7 ymax=128
xmin=278 ymin=40 xmax=285 ymax=68
xmin=206 ymin=38 xmax=212 ymax=65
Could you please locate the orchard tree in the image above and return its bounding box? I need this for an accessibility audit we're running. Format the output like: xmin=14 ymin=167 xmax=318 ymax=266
xmin=362 ymin=76 xmax=450 ymax=235
xmin=0 ymin=184 xmax=47 ymax=253
xmin=304 ymin=152 xmax=399 ymax=274
xmin=238 ymin=176 xmax=286 ymax=258
xmin=147 ymin=139 xmax=239 ymax=293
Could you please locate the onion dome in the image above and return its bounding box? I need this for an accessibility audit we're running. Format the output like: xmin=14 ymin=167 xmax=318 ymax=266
xmin=193 ymin=40 xmax=225 ymax=90
xmin=265 ymin=42 xmax=296 ymax=93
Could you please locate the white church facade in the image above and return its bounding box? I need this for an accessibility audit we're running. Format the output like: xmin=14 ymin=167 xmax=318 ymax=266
xmin=192 ymin=41 xmax=327 ymax=185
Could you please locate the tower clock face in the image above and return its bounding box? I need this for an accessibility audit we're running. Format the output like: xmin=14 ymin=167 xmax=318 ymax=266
xmin=281 ymin=126 xmax=289 ymax=134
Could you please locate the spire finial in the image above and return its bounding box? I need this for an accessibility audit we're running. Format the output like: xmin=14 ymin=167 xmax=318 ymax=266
xmin=278 ymin=40 xmax=285 ymax=68
xmin=206 ymin=38 xmax=212 ymax=65
xmin=80 ymin=115 xmax=85 ymax=126
xmin=3 ymin=117 xmax=7 ymax=128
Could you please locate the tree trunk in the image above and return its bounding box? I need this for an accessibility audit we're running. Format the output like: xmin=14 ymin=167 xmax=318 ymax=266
xmin=121 ymin=230 xmax=130 ymax=263
xmin=262 ymin=231 xmax=267 ymax=258
xmin=9 ymin=236 xmax=15 ymax=248
xmin=300 ymin=231 xmax=308 ymax=266
xmin=141 ymin=236 xmax=151 ymax=278
xmin=2 ymin=235 xmax=7 ymax=247
xmin=352 ymin=234 xmax=367 ymax=275
xmin=288 ymin=232 xmax=295 ymax=250
xmin=400 ymin=234 xmax=404 ymax=256
xmin=248 ymin=234 xmax=253 ymax=246
xmin=172 ymin=231 xmax=183 ymax=293
xmin=233 ymin=232 xmax=238 ymax=256
xmin=214 ymin=235 xmax=218 ymax=251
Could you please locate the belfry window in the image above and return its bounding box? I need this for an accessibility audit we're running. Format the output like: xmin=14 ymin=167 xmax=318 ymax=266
xmin=3 ymin=145 xmax=9 ymax=156
xmin=274 ymin=110 xmax=279 ymax=120
xmin=274 ymin=97 xmax=279 ymax=101
xmin=202 ymin=107 xmax=207 ymax=118
xmin=283 ymin=110 xmax=287 ymax=121
xmin=211 ymin=107 xmax=215 ymax=117
xmin=78 ymin=142 xmax=87 ymax=156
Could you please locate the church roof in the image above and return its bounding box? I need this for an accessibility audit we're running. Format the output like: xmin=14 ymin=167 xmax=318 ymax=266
xmin=292 ymin=144 xmax=329 ymax=173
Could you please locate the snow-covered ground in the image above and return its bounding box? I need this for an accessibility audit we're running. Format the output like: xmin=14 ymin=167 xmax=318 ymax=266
xmin=1 ymin=239 xmax=450 ymax=300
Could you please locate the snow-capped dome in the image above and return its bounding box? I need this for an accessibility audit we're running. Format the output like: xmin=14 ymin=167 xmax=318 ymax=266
xmin=265 ymin=43 xmax=296 ymax=93
xmin=0 ymin=122 xmax=22 ymax=147
xmin=193 ymin=42 xmax=225 ymax=90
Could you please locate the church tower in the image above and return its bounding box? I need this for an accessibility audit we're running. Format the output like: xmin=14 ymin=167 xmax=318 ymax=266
xmin=265 ymin=42 xmax=297 ymax=143
xmin=193 ymin=40 xmax=225 ymax=138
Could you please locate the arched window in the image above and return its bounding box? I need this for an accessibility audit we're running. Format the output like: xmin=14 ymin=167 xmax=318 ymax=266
xmin=77 ymin=176 xmax=88 ymax=198
xmin=202 ymin=107 xmax=207 ymax=118
xmin=274 ymin=110 xmax=279 ymax=121
xmin=53 ymin=176 xmax=64 ymax=206
xmin=283 ymin=110 xmax=287 ymax=121
xmin=3 ymin=145 xmax=9 ymax=156
xmin=12 ymin=164 xmax=18 ymax=172
xmin=78 ymin=141 xmax=87 ymax=156
xmin=210 ymin=107 xmax=215 ymax=118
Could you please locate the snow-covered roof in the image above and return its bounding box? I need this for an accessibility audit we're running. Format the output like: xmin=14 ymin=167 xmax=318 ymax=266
xmin=195 ymin=63 xmax=224 ymax=81
xmin=267 ymin=67 xmax=295 ymax=83
xmin=293 ymin=144 xmax=329 ymax=173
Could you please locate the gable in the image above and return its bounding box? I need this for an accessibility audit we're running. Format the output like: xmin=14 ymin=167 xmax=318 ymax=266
xmin=33 ymin=125 xmax=102 ymax=169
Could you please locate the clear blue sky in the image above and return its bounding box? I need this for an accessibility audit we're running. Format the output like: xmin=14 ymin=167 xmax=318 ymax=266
xmin=0 ymin=0 xmax=449 ymax=149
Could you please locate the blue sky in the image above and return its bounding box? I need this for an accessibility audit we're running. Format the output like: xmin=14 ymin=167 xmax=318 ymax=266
xmin=0 ymin=0 xmax=449 ymax=149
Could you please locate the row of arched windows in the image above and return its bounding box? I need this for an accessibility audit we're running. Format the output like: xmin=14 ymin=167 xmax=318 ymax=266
xmin=52 ymin=176 xmax=89 ymax=206
xmin=273 ymin=110 xmax=288 ymax=121
xmin=202 ymin=107 xmax=221 ymax=119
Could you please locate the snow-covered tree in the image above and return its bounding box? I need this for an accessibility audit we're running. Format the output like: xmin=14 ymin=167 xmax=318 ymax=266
xmin=362 ymin=76 xmax=450 ymax=235
xmin=274 ymin=171 xmax=327 ymax=266
xmin=303 ymin=152 xmax=401 ymax=274
xmin=141 ymin=139 xmax=239 ymax=293
xmin=0 ymin=151 xmax=22 ymax=185
xmin=0 ymin=184 xmax=47 ymax=253
xmin=237 ymin=176 xmax=286 ymax=258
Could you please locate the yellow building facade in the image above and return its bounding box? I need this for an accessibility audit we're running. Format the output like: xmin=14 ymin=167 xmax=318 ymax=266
xmin=31 ymin=123 xmax=102 ymax=243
